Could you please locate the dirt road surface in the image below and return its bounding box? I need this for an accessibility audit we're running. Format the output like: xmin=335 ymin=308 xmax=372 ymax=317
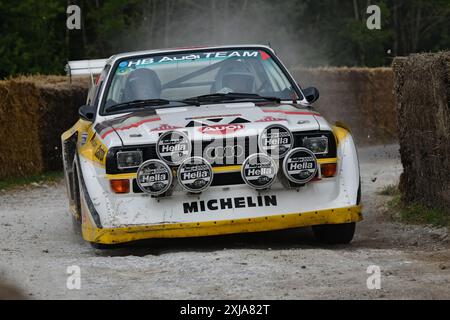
xmin=0 ymin=145 xmax=449 ymax=299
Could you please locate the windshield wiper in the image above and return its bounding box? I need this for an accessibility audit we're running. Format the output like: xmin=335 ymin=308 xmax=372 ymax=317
xmin=106 ymin=93 xmax=281 ymax=113
xmin=182 ymin=93 xmax=281 ymax=104
xmin=105 ymin=99 xmax=192 ymax=113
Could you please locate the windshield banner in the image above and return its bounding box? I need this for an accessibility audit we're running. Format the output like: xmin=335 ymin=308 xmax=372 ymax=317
xmin=118 ymin=50 xmax=269 ymax=69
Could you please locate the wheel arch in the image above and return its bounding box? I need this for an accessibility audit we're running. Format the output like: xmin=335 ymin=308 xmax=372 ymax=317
xmin=62 ymin=131 xmax=79 ymax=204
xmin=333 ymin=125 xmax=361 ymax=206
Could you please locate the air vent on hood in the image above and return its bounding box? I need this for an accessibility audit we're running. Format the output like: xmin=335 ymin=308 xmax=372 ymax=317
xmin=229 ymin=117 xmax=251 ymax=124
xmin=207 ymin=118 xmax=223 ymax=123
xmin=186 ymin=121 xmax=208 ymax=127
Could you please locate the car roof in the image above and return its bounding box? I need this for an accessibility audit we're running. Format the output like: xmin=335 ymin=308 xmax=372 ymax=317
xmin=106 ymin=44 xmax=275 ymax=65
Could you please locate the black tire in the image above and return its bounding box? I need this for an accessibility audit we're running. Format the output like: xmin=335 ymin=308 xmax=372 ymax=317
xmin=89 ymin=242 xmax=120 ymax=250
xmin=357 ymin=178 xmax=362 ymax=205
xmin=71 ymin=166 xmax=82 ymax=235
xmin=312 ymin=222 xmax=356 ymax=244
xmin=71 ymin=214 xmax=82 ymax=235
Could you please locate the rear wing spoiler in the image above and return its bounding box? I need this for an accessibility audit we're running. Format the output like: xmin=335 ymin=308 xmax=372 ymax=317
xmin=65 ymin=59 xmax=108 ymax=85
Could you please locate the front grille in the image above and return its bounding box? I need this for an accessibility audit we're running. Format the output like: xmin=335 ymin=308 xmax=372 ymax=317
xmin=132 ymin=172 xmax=245 ymax=193
xmin=192 ymin=136 xmax=258 ymax=167
xmin=107 ymin=131 xmax=337 ymax=174
xmin=211 ymin=172 xmax=245 ymax=186
xmin=132 ymin=179 xmax=143 ymax=193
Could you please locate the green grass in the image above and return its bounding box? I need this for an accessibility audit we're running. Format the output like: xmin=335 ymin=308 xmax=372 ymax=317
xmin=387 ymin=194 xmax=450 ymax=228
xmin=0 ymin=171 xmax=64 ymax=191
xmin=378 ymin=184 xmax=400 ymax=196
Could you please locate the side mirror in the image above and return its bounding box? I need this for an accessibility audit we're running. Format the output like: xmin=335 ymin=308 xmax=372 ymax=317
xmin=79 ymin=105 xmax=95 ymax=122
xmin=303 ymin=87 xmax=320 ymax=104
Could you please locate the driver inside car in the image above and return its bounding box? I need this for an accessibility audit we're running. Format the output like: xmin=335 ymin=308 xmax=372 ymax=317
xmin=122 ymin=68 xmax=162 ymax=102
xmin=220 ymin=73 xmax=255 ymax=93
xmin=213 ymin=61 xmax=256 ymax=94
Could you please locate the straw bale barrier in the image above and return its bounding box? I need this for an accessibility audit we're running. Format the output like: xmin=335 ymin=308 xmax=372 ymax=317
xmin=293 ymin=67 xmax=397 ymax=145
xmin=0 ymin=76 xmax=87 ymax=179
xmin=393 ymin=52 xmax=450 ymax=213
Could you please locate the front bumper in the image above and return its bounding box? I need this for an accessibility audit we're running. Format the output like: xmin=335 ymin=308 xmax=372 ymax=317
xmin=83 ymin=205 xmax=362 ymax=244
xmin=78 ymin=126 xmax=362 ymax=244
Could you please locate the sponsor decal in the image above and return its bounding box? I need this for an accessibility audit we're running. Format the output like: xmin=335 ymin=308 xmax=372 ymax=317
xmin=204 ymin=145 xmax=244 ymax=159
xmin=241 ymin=154 xmax=278 ymax=190
xmin=156 ymin=131 xmax=191 ymax=165
xmin=94 ymin=146 xmax=106 ymax=161
xmin=177 ymin=157 xmax=213 ymax=193
xmin=183 ymin=195 xmax=278 ymax=214
xmin=119 ymin=51 xmax=262 ymax=68
xmin=199 ymin=124 xmax=244 ymax=135
xmin=136 ymin=160 xmax=172 ymax=195
xmin=151 ymin=124 xmax=182 ymax=132
xmin=282 ymin=148 xmax=318 ymax=184
xmin=255 ymin=116 xmax=286 ymax=123
xmin=80 ymin=133 xmax=88 ymax=146
xmin=259 ymin=124 xmax=293 ymax=159
xmin=260 ymin=50 xmax=271 ymax=61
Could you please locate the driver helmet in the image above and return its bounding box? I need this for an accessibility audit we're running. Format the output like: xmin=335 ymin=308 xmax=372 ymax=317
xmin=123 ymin=68 xmax=161 ymax=101
xmin=214 ymin=60 xmax=255 ymax=93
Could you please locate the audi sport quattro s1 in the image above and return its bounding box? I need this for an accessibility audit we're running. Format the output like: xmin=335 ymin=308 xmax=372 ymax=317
xmin=62 ymin=45 xmax=362 ymax=248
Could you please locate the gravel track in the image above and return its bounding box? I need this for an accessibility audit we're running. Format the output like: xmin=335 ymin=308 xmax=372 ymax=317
xmin=0 ymin=144 xmax=448 ymax=299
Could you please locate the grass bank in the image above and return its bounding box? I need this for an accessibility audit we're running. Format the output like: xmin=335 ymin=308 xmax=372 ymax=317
xmin=379 ymin=184 xmax=450 ymax=228
xmin=0 ymin=171 xmax=63 ymax=191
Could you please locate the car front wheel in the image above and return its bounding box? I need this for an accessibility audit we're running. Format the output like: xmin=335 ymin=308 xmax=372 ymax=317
xmin=71 ymin=166 xmax=82 ymax=235
xmin=312 ymin=222 xmax=356 ymax=244
xmin=89 ymin=242 xmax=119 ymax=250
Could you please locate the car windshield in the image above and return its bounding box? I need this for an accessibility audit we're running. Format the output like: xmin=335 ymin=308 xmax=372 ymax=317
xmin=102 ymin=48 xmax=299 ymax=113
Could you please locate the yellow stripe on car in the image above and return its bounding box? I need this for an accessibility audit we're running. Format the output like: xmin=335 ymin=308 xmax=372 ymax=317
xmin=105 ymin=173 xmax=137 ymax=180
xmin=213 ymin=165 xmax=242 ymax=173
xmin=332 ymin=126 xmax=349 ymax=145
xmin=317 ymin=158 xmax=338 ymax=164
xmin=79 ymin=128 xmax=108 ymax=167
xmin=83 ymin=205 xmax=363 ymax=244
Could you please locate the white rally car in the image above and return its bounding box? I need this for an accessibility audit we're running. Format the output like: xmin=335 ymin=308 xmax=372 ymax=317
xmin=62 ymin=45 xmax=362 ymax=248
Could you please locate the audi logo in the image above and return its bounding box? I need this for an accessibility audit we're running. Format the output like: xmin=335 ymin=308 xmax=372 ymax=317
xmin=204 ymin=145 xmax=245 ymax=158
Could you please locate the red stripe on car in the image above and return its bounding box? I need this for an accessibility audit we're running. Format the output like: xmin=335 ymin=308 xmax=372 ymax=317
xmin=262 ymin=109 xmax=322 ymax=117
xmin=101 ymin=117 xmax=161 ymax=139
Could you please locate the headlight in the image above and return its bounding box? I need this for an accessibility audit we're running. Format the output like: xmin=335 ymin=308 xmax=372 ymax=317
xmin=156 ymin=131 xmax=191 ymax=165
xmin=177 ymin=157 xmax=213 ymax=193
xmin=283 ymin=148 xmax=318 ymax=184
xmin=136 ymin=159 xmax=173 ymax=195
xmin=241 ymin=153 xmax=278 ymax=190
xmin=116 ymin=150 xmax=143 ymax=169
xmin=259 ymin=124 xmax=293 ymax=159
xmin=302 ymin=136 xmax=328 ymax=154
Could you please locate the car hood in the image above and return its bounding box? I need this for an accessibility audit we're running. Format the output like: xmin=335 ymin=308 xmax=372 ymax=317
xmin=96 ymin=102 xmax=326 ymax=146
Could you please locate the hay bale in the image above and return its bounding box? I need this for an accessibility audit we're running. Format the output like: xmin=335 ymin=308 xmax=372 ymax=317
xmin=35 ymin=80 xmax=88 ymax=171
xmin=0 ymin=280 xmax=26 ymax=300
xmin=0 ymin=76 xmax=88 ymax=179
xmin=393 ymin=52 xmax=450 ymax=214
xmin=292 ymin=67 xmax=397 ymax=145
xmin=0 ymin=80 xmax=42 ymax=178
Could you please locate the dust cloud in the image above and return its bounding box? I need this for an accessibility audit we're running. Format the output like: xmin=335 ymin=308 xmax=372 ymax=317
xmin=122 ymin=0 xmax=328 ymax=68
